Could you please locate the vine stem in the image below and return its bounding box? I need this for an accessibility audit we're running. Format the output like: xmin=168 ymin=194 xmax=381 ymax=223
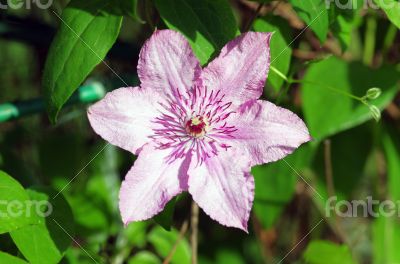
xmin=191 ymin=201 xmax=199 ymax=264
xmin=269 ymin=65 xmax=365 ymax=102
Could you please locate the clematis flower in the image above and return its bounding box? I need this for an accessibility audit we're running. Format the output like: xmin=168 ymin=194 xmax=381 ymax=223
xmin=87 ymin=30 xmax=311 ymax=232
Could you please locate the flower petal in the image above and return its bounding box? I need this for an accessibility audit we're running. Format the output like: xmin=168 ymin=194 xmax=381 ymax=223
xmin=119 ymin=144 xmax=191 ymax=224
xmin=137 ymin=29 xmax=201 ymax=98
xmin=201 ymin=32 xmax=272 ymax=105
xmin=227 ymin=100 xmax=311 ymax=166
xmin=188 ymin=149 xmax=254 ymax=232
xmin=87 ymin=87 xmax=161 ymax=155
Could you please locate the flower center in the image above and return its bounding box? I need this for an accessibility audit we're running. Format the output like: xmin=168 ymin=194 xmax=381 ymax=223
xmin=185 ymin=116 xmax=209 ymax=138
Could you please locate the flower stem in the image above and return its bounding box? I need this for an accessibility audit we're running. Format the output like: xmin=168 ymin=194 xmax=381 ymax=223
xmin=163 ymin=220 xmax=189 ymax=264
xmin=243 ymin=2 xmax=263 ymax=31
xmin=191 ymin=201 xmax=199 ymax=264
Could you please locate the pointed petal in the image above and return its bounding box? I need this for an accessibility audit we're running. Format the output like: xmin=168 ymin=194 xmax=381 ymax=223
xmin=119 ymin=144 xmax=191 ymax=224
xmin=188 ymin=149 xmax=254 ymax=232
xmin=202 ymin=32 xmax=272 ymax=105
xmin=87 ymin=87 xmax=161 ymax=155
xmin=228 ymin=100 xmax=311 ymax=166
xmin=138 ymin=29 xmax=201 ymax=98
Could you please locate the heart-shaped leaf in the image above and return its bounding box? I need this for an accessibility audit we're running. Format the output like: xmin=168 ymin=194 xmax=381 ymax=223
xmin=301 ymin=57 xmax=399 ymax=140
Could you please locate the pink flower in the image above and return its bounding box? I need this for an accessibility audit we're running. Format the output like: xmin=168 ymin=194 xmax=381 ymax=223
xmin=87 ymin=30 xmax=310 ymax=232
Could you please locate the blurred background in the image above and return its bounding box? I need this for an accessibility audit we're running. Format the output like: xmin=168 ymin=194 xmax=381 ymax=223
xmin=0 ymin=0 xmax=399 ymax=263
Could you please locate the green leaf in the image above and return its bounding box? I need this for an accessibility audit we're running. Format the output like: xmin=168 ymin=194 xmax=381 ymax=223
xmin=116 ymin=0 xmax=142 ymax=21
xmin=10 ymin=188 xmax=74 ymax=264
xmin=148 ymin=226 xmax=190 ymax=264
xmin=66 ymin=194 xmax=109 ymax=238
xmin=330 ymin=0 xmax=363 ymax=50
xmin=62 ymin=144 xmax=121 ymax=249
xmin=0 ymin=171 xmax=37 ymax=234
xmin=252 ymin=145 xmax=314 ymax=229
xmin=303 ymin=240 xmax=355 ymax=264
xmin=289 ymin=0 xmax=329 ymax=43
xmin=128 ymin=251 xmax=161 ymax=264
xmin=215 ymin=249 xmax=246 ymax=264
xmin=373 ymin=216 xmax=400 ymax=263
xmin=301 ymin=56 xmax=399 ymax=140
xmin=154 ymin=0 xmax=239 ymax=65
xmin=383 ymin=127 xmax=400 ymax=200
xmin=154 ymin=198 xmax=176 ymax=231
xmin=374 ymin=0 xmax=400 ymax=29
xmin=373 ymin=126 xmax=400 ymax=264
xmin=253 ymin=15 xmax=292 ymax=91
xmin=62 ymin=247 xmax=103 ymax=264
xmin=0 ymin=251 xmax=28 ymax=264
xmin=123 ymin=221 xmax=149 ymax=249
xmin=43 ymin=0 xmax=123 ymax=123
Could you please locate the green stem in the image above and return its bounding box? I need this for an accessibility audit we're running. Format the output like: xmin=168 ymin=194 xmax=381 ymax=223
xmin=363 ymin=13 xmax=377 ymax=66
xmin=270 ymin=65 xmax=288 ymax=82
xmin=382 ymin=23 xmax=397 ymax=57
xmin=270 ymin=66 xmax=364 ymax=102
xmin=289 ymin=79 xmax=364 ymax=102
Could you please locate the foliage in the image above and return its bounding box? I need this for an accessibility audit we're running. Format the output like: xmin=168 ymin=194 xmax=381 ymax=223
xmin=1 ymin=0 xmax=400 ymax=263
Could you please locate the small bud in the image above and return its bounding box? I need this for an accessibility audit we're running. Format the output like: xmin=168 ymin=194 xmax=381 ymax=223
xmin=368 ymin=105 xmax=381 ymax=122
xmin=366 ymin=88 xmax=382 ymax=100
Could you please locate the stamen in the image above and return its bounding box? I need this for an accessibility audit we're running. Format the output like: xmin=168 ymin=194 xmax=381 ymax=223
xmin=150 ymin=85 xmax=237 ymax=163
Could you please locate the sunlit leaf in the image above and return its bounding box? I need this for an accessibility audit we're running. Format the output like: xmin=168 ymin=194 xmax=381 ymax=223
xmin=43 ymin=0 xmax=122 ymax=123
xmin=301 ymin=56 xmax=399 ymax=140
xmin=0 ymin=252 xmax=28 ymax=264
xmin=10 ymin=188 xmax=74 ymax=264
xmin=0 ymin=171 xmax=37 ymax=234
xmin=374 ymin=0 xmax=400 ymax=29
xmin=330 ymin=0 xmax=363 ymax=50
xmin=289 ymin=0 xmax=329 ymax=43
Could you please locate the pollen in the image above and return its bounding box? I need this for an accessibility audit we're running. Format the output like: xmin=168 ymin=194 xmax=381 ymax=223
xmin=185 ymin=116 xmax=209 ymax=138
